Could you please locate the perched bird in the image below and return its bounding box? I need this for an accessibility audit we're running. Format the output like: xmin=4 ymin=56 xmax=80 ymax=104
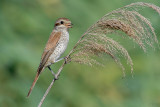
xmin=27 ymin=18 xmax=72 ymax=97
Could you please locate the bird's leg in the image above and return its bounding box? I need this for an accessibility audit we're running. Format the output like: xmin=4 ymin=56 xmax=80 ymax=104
xmin=54 ymin=57 xmax=65 ymax=63
xmin=54 ymin=57 xmax=67 ymax=63
xmin=54 ymin=55 xmax=71 ymax=64
xmin=48 ymin=66 xmax=58 ymax=79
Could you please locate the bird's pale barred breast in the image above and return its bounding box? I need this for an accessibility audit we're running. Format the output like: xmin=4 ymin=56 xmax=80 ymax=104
xmin=47 ymin=30 xmax=69 ymax=65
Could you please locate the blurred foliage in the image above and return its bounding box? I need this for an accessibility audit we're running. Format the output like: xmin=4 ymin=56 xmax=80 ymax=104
xmin=0 ymin=0 xmax=160 ymax=107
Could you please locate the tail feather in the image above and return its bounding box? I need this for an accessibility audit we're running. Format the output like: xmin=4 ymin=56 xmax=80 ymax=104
xmin=27 ymin=67 xmax=43 ymax=97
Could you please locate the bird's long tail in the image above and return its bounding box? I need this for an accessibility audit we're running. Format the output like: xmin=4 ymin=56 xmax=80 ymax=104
xmin=27 ymin=69 xmax=42 ymax=97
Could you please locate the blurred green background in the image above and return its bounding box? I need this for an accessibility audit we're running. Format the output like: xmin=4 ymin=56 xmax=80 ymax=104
xmin=0 ymin=0 xmax=160 ymax=107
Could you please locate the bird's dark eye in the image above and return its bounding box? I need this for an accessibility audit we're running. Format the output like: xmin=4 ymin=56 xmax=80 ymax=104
xmin=60 ymin=21 xmax=64 ymax=24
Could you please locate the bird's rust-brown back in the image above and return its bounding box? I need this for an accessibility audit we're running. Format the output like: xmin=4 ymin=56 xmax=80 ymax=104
xmin=37 ymin=31 xmax=62 ymax=74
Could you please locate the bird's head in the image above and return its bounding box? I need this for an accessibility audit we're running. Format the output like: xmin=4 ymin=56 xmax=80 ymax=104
xmin=54 ymin=18 xmax=73 ymax=30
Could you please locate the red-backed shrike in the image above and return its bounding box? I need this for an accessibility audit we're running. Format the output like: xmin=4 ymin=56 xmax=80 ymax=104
xmin=27 ymin=18 xmax=72 ymax=97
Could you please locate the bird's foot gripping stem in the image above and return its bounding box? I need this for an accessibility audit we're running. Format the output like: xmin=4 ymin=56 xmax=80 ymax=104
xmin=64 ymin=55 xmax=71 ymax=64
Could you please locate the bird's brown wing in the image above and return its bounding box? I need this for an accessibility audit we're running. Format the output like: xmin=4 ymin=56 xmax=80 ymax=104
xmin=37 ymin=31 xmax=62 ymax=74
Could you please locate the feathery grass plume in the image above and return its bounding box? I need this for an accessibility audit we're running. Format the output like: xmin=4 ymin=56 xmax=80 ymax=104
xmin=68 ymin=2 xmax=159 ymax=77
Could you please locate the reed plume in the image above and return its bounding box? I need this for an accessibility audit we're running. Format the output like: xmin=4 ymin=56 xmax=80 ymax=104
xmin=68 ymin=2 xmax=160 ymax=77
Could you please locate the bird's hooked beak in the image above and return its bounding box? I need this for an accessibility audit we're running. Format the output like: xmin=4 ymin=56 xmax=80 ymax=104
xmin=66 ymin=23 xmax=73 ymax=28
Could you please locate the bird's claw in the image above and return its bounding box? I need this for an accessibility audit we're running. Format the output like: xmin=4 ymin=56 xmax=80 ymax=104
xmin=64 ymin=55 xmax=71 ymax=64
xmin=54 ymin=74 xmax=58 ymax=80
